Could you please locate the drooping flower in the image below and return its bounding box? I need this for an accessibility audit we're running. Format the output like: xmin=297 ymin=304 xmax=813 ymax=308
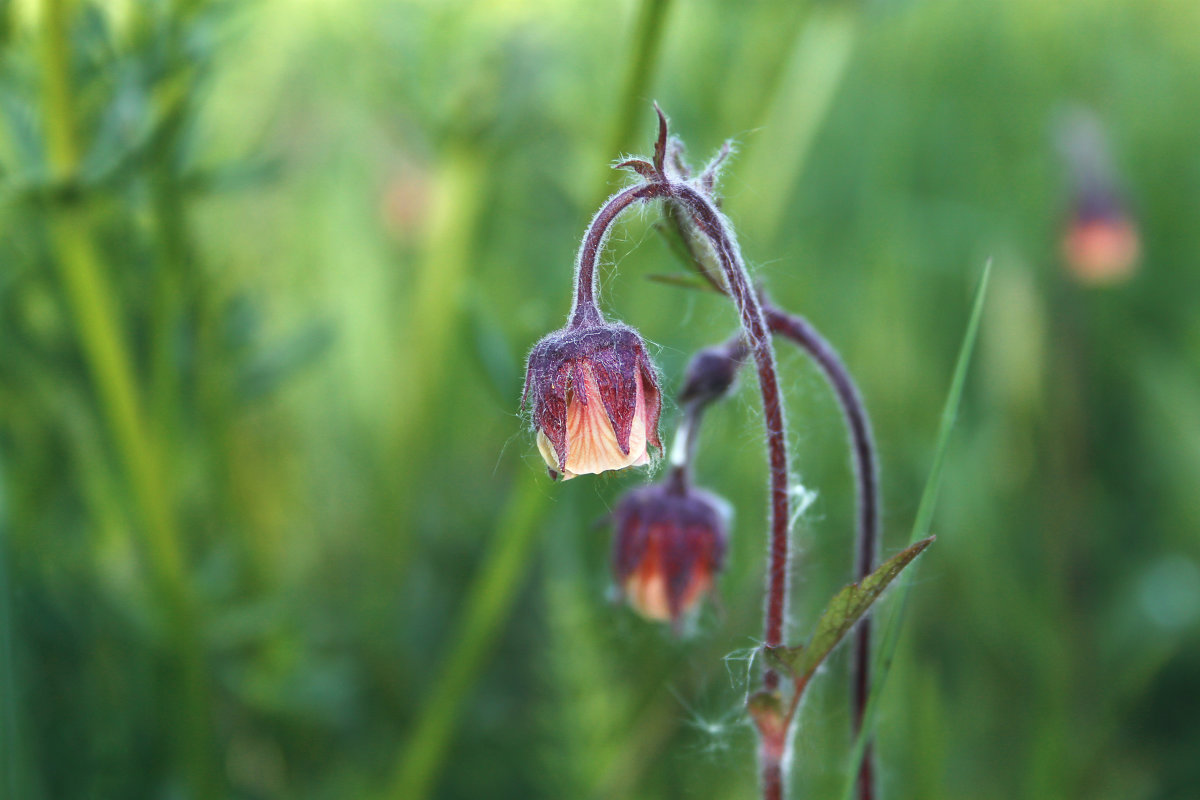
xmin=1062 ymin=198 xmax=1140 ymax=285
xmin=611 ymin=481 xmax=729 ymax=626
xmin=1055 ymin=106 xmax=1140 ymax=285
xmin=523 ymin=322 xmax=662 ymax=480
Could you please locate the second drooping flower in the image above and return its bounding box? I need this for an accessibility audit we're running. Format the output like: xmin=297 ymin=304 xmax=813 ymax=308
xmin=611 ymin=480 xmax=729 ymax=626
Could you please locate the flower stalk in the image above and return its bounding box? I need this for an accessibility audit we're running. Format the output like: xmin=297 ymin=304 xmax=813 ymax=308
xmin=544 ymin=107 xmax=793 ymax=793
xmin=762 ymin=304 xmax=881 ymax=800
xmin=526 ymin=106 xmax=915 ymax=800
xmin=654 ymin=128 xmax=883 ymax=797
xmin=565 ymin=107 xmax=793 ymax=669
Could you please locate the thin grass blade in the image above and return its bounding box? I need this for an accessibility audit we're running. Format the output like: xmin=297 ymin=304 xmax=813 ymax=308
xmin=840 ymin=261 xmax=992 ymax=800
xmin=385 ymin=473 xmax=549 ymax=800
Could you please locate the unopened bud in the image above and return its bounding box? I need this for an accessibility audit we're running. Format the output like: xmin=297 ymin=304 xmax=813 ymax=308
xmin=678 ymin=339 xmax=746 ymax=407
xmin=1055 ymin=106 xmax=1140 ymax=285
xmin=611 ymin=482 xmax=730 ymax=626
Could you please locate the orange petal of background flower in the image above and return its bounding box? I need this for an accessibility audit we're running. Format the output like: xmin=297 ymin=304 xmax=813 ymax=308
xmin=1063 ymin=218 xmax=1140 ymax=285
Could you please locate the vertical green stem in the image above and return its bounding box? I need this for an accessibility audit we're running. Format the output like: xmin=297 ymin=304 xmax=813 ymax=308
xmin=386 ymin=474 xmax=549 ymax=800
xmin=149 ymin=127 xmax=189 ymax=441
xmin=0 ymin=468 xmax=28 ymax=800
xmin=37 ymin=2 xmax=217 ymax=797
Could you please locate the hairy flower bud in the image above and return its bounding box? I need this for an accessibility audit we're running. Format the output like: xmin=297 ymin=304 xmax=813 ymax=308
xmin=611 ymin=482 xmax=729 ymax=625
xmin=678 ymin=338 xmax=747 ymax=407
xmin=523 ymin=322 xmax=662 ymax=480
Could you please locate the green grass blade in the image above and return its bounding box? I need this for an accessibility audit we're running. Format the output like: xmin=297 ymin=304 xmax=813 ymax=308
xmin=0 ymin=466 xmax=28 ymax=800
xmin=733 ymin=6 xmax=857 ymax=243
xmin=599 ymin=0 xmax=673 ymax=195
xmin=840 ymin=261 xmax=992 ymax=800
xmin=385 ymin=472 xmax=549 ymax=800
xmin=905 ymin=261 xmax=993 ymax=552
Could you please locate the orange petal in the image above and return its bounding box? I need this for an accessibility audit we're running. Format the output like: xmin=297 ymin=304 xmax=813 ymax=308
xmin=557 ymin=365 xmax=649 ymax=479
xmin=624 ymin=539 xmax=672 ymax=621
xmin=626 ymin=571 xmax=673 ymax=622
xmin=1063 ymin=219 xmax=1140 ymax=284
xmin=624 ymin=548 xmax=712 ymax=623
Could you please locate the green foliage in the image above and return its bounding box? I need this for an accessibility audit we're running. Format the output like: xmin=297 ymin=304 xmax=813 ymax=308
xmin=2 ymin=1 xmax=1199 ymax=799
xmin=765 ymin=536 xmax=934 ymax=689
xmin=842 ymin=262 xmax=989 ymax=800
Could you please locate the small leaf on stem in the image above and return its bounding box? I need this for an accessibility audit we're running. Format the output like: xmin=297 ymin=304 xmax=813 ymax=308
xmin=762 ymin=643 xmax=805 ymax=678
xmin=616 ymin=158 xmax=659 ymax=181
xmin=764 ymin=536 xmax=935 ymax=684
xmin=652 ymin=101 xmax=668 ymax=174
xmin=646 ymin=273 xmax=722 ymax=293
xmin=746 ymin=690 xmax=786 ymax=742
xmin=658 ymin=205 xmax=727 ymax=293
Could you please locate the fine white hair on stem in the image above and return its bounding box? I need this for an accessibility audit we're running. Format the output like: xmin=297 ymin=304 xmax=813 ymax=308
xmin=788 ymin=481 xmax=819 ymax=532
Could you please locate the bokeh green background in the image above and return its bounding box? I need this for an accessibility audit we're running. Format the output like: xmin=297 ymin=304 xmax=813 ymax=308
xmin=2 ymin=0 xmax=1199 ymax=798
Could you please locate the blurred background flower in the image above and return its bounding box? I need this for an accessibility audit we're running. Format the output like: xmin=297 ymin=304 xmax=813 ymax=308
xmin=1 ymin=0 xmax=1199 ymax=798
xmin=1056 ymin=106 xmax=1141 ymax=285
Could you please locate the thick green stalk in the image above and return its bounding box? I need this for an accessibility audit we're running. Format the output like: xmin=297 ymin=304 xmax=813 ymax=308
xmin=37 ymin=2 xmax=217 ymax=796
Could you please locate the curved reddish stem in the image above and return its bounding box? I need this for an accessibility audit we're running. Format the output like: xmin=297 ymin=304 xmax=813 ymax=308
xmin=666 ymin=185 xmax=791 ymax=679
xmin=571 ymin=177 xmax=792 ymax=662
xmin=570 ymin=182 xmax=667 ymax=328
xmin=764 ymin=304 xmax=880 ymax=800
xmin=569 ymin=165 xmax=792 ymax=797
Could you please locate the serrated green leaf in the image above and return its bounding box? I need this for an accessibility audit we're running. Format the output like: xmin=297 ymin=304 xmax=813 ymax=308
xmin=766 ymin=536 xmax=934 ymax=684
